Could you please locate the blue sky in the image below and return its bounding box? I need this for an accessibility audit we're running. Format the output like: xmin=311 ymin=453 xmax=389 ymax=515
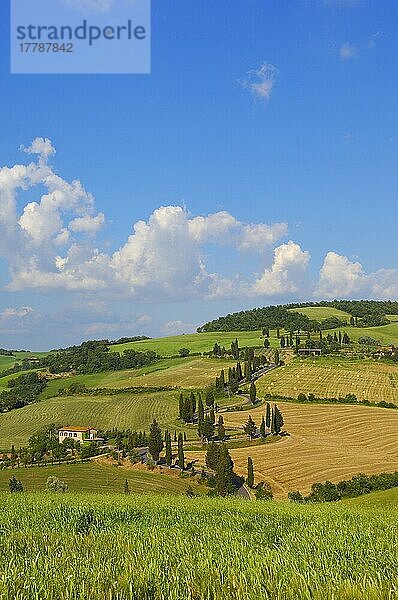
xmin=0 ymin=0 xmax=397 ymax=349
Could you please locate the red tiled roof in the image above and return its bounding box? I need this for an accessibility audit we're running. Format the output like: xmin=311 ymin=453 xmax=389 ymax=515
xmin=58 ymin=426 xmax=94 ymax=432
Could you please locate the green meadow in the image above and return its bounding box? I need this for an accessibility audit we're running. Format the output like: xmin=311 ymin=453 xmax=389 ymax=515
xmin=0 ymin=462 xmax=206 ymax=495
xmin=289 ymin=305 xmax=352 ymax=321
xmin=109 ymin=329 xmax=265 ymax=356
xmin=0 ymin=492 xmax=396 ymax=599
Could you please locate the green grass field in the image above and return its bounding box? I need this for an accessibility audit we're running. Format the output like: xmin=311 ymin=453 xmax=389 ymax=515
xmin=0 ymin=390 xmax=184 ymax=449
xmin=42 ymin=356 xmax=233 ymax=398
xmin=0 ymin=355 xmax=17 ymax=371
xmin=256 ymin=355 xmax=398 ymax=402
xmin=110 ymin=330 xmax=265 ymax=356
xmin=289 ymin=306 xmax=352 ymax=322
xmin=0 ymin=492 xmax=396 ymax=599
xmin=0 ymin=461 xmax=206 ymax=495
xmin=324 ymin=322 xmax=398 ymax=345
xmin=345 ymin=487 xmax=398 ymax=506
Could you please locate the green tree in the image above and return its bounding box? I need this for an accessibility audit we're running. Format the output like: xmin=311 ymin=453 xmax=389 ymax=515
xmin=273 ymin=405 xmax=284 ymax=434
xmin=274 ymin=349 xmax=280 ymax=365
xmin=202 ymin=415 xmax=215 ymax=441
xmin=197 ymin=396 xmax=205 ymax=438
xmin=260 ymin=416 xmax=266 ymax=438
xmin=205 ymin=388 xmax=215 ymax=407
xmin=263 ymin=338 xmax=270 ymax=349
xmin=249 ymin=382 xmax=257 ymax=404
xmin=246 ymin=456 xmax=254 ymax=488
xmin=209 ymin=406 xmax=215 ymax=424
xmin=288 ymin=490 xmax=304 ymax=503
xmin=178 ymin=347 xmax=190 ymax=357
xmin=215 ymin=444 xmax=235 ymax=497
xmin=148 ymin=419 xmax=163 ymax=462
xmin=124 ymin=479 xmax=130 ymax=494
xmin=255 ymin=481 xmax=273 ymax=500
xmin=265 ymin=402 xmax=271 ymax=428
xmin=243 ymin=415 xmax=257 ymax=440
xmin=205 ymin=442 xmax=221 ymax=471
xmin=165 ymin=430 xmax=172 ymax=467
xmin=217 ymin=415 xmax=225 ymax=440
xmin=177 ymin=433 xmax=185 ymax=470
xmin=8 ymin=475 xmax=23 ymax=492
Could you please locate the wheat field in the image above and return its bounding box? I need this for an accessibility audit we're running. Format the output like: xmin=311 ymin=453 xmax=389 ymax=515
xmin=256 ymin=357 xmax=398 ymax=403
xmin=187 ymin=401 xmax=398 ymax=498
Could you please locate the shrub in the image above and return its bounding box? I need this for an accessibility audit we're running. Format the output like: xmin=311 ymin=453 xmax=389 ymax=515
xmin=45 ymin=476 xmax=68 ymax=493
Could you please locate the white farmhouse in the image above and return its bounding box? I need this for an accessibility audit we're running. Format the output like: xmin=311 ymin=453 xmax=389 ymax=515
xmin=58 ymin=426 xmax=98 ymax=444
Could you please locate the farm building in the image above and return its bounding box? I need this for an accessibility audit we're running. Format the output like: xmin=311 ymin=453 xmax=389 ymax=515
xmin=297 ymin=348 xmax=322 ymax=356
xmin=58 ymin=426 xmax=98 ymax=444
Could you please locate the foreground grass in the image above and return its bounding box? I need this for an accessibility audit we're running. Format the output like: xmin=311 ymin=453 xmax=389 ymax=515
xmin=0 ymin=462 xmax=206 ymax=495
xmin=0 ymin=493 xmax=396 ymax=599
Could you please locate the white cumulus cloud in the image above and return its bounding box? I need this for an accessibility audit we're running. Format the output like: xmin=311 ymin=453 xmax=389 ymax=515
xmin=316 ymin=252 xmax=398 ymax=299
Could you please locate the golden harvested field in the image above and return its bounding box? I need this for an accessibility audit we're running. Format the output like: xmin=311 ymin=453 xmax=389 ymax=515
xmin=187 ymin=402 xmax=398 ymax=498
xmin=256 ymin=357 xmax=398 ymax=403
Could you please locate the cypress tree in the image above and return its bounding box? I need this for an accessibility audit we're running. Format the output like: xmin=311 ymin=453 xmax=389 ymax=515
xmin=209 ymin=406 xmax=215 ymax=424
xmin=249 ymin=382 xmax=257 ymax=404
xmin=237 ymin=361 xmax=243 ymax=380
xmin=173 ymin=430 xmax=177 ymax=442
xmin=197 ymin=396 xmax=205 ymax=437
xmin=202 ymin=415 xmax=215 ymax=441
xmin=177 ymin=433 xmax=185 ymax=470
xmin=270 ymin=407 xmax=275 ymax=434
xmin=124 ymin=479 xmax=130 ymax=495
xmin=217 ymin=415 xmax=225 ymax=440
xmin=190 ymin=391 xmax=196 ymax=414
xmin=183 ymin=432 xmax=187 ymax=442
xmin=260 ymin=416 xmax=266 ymax=438
xmin=274 ymin=405 xmax=284 ymax=434
xmin=247 ymin=456 xmax=254 ymax=488
xmin=274 ymin=349 xmax=280 ymax=365
xmin=220 ymin=369 xmax=225 ymax=389
xmin=165 ymin=431 xmax=172 ymax=467
xmin=205 ymin=388 xmax=214 ymax=407
xmin=205 ymin=442 xmax=220 ymax=471
xmin=215 ymin=444 xmax=235 ymax=496
xmin=265 ymin=402 xmax=271 ymax=428
xmin=148 ymin=419 xmax=163 ymax=462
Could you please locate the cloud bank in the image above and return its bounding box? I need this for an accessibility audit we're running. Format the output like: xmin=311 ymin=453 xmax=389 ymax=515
xmin=0 ymin=139 xmax=397 ymax=307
